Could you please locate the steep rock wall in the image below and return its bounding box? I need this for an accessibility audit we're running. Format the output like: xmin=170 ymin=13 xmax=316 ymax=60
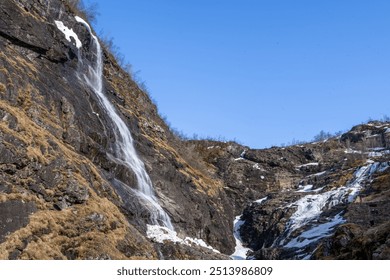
xmin=0 ymin=0 xmax=234 ymax=259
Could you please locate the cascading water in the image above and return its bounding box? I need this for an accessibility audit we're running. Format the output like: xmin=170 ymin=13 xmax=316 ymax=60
xmin=74 ymin=16 xmax=173 ymax=229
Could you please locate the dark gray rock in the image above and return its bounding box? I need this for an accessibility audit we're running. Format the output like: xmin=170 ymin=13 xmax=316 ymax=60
xmin=65 ymin=180 xmax=89 ymax=204
xmin=0 ymin=200 xmax=36 ymax=242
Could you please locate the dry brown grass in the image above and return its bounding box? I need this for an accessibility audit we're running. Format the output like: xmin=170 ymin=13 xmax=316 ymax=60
xmin=141 ymin=132 xmax=223 ymax=197
xmin=0 ymin=163 xmax=156 ymax=259
xmin=364 ymin=172 xmax=390 ymax=202
xmin=0 ymin=96 xmax=159 ymax=259
xmin=12 ymin=0 xmax=45 ymax=22
xmin=336 ymin=172 xmax=355 ymax=188
xmin=116 ymin=97 xmax=224 ymax=197
xmin=0 ymin=193 xmax=149 ymax=259
xmin=0 ymin=83 xmax=5 ymax=93
xmin=0 ymin=67 xmax=9 ymax=75
xmin=17 ymin=88 xmax=32 ymax=110
xmin=0 ymin=50 xmax=37 ymax=75
xmin=0 ymin=99 xmax=66 ymax=159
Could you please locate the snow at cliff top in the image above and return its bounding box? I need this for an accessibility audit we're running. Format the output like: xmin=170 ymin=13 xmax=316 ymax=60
xmin=54 ymin=20 xmax=82 ymax=48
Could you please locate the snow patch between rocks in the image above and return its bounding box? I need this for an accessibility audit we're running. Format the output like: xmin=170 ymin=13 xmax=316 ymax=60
xmin=285 ymin=164 xmax=372 ymax=238
xmin=231 ymin=216 xmax=252 ymax=260
xmin=368 ymin=150 xmax=390 ymax=158
xmin=284 ymin=213 xmax=345 ymax=249
xmin=280 ymin=161 xmax=390 ymax=253
xmin=310 ymin=171 xmax=327 ymax=177
xmin=254 ymin=196 xmax=268 ymax=204
xmin=54 ymin=20 xmax=82 ymax=48
xmin=296 ymin=184 xmax=324 ymax=193
xmin=146 ymin=225 xmax=220 ymax=253
xmin=231 ymin=197 xmax=268 ymax=259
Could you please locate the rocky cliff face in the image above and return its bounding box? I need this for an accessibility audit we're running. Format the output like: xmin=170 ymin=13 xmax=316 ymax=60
xmin=0 ymin=0 xmax=389 ymax=260
xmin=189 ymin=123 xmax=390 ymax=260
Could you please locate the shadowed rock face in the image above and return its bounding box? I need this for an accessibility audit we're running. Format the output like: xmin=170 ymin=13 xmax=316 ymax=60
xmin=0 ymin=0 xmax=389 ymax=260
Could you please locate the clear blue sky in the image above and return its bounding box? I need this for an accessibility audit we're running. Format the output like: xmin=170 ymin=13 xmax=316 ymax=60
xmin=84 ymin=0 xmax=390 ymax=148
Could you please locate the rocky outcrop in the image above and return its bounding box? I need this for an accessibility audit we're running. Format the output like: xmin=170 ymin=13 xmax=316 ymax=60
xmin=146 ymin=124 xmax=390 ymax=260
xmin=190 ymin=123 xmax=390 ymax=260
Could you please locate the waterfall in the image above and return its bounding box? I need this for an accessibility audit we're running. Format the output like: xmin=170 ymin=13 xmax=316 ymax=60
xmin=74 ymin=16 xmax=173 ymax=230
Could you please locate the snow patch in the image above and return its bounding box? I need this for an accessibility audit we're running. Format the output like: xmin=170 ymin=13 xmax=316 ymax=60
xmin=231 ymin=197 xmax=267 ymax=259
xmin=147 ymin=225 xmax=220 ymax=253
xmin=368 ymin=147 xmax=385 ymax=151
xmin=231 ymin=216 xmax=251 ymax=260
xmin=377 ymin=162 xmax=390 ymax=173
xmin=54 ymin=20 xmax=82 ymax=48
xmin=284 ymin=213 xmax=345 ymax=249
xmin=296 ymin=162 xmax=319 ymax=168
xmin=296 ymin=184 xmax=324 ymax=193
xmin=254 ymin=196 xmax=268 ymax=204
xmin=253 ymin=163 xmax=261 ymax=170
xmin=296 ymin=184 xmax=314 ymax=192
xmin=207 ymin=145 xmax=221 ymax=150
xmin=368 ymin=150 xmax=390 ymax=158
xmin=344 ymin=149 xmax=363 ymax=154
xmin=367 ymin=134 xmax=380 ymax=138
xmin=282 ymin=163 xmax=374 ymax=244
xmin=310 ymin=171 xmax=327 ymax=177
xmin=234 ymin=150 xmax=248 ymax=161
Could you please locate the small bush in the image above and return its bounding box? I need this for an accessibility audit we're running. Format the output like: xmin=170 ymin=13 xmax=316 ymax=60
xmin=99 ymin=35 xmax=124 ymax=65
xmin=366 ymin=115 xmax=390 ymax=123
xmin=66 ymin=0 xmax=99 ymax=25
xmin=381 ymin=115 xmax=390 ymax=122
xmin=313 ymin=130 xmax=333 ymax=142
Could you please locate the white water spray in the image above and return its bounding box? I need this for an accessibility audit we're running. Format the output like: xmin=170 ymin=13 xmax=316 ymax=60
xmin=74 ymin=16 xmax=173 ymax=229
